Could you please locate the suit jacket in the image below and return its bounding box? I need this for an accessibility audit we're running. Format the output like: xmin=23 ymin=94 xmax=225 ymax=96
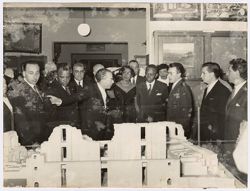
xmin=224 ymin=82 xmax=247 ymax=152
xmin=4 ymin=102 xmax=12 ymax=132
xmin=81 ymin=83 xmax=116 ymax=141
xmin=68 ymin=76 xmax=92 ymax=94
xmin=137 ymin=80 xmax=168 ymax=122
xmin=200 ymin=80 xmax=231 ymax=141
xmin=8 ymin=81 xmax=49 ymax=145
xmin=135 ymin=75 xmax=145 ymax=86
xmin=46 ymin=80 xmax=80 ymax=128
xmin=167 ymin=79 xmax=194 ymax=138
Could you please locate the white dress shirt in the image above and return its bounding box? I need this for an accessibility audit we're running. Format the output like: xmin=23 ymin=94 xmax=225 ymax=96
xmin=3 ymin=96 xmax=13 ymax=113
xmin=232 ymin=80 xmax=246 ymax=98
xmin=158 ymin=77 xmax=169 ymax=85
xmin=75 ymin=79 xmax=83 ymax=87
xmin=171 ymin=78 xmax=182 ymax=90
xmin=205 ymin=79 xmax=218 ymax=96
xmin=97 ymin=82 xmax=107 ymax=108
xmin=146 ymin=80 xmax=155 ymax=91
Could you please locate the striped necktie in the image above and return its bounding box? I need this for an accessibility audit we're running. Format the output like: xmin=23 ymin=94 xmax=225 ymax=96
xmin=34 ymin=85 xmax=43 ymax=100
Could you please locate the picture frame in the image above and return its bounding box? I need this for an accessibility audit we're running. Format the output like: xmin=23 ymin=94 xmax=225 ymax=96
xmin=151 ymin=3 xmax=201 ymax=21
xmin=203 ymin=3 xmax=247 ymax=21
xmin=3 ymin=22 xmax=42 ymax=53
xmin=162 ymin=42 xmax=195 ymax=68
xmin=134 ymin=55 xmax=149 ymax=68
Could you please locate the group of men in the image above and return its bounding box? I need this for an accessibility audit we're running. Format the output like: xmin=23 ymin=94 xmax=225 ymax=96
xmin=4 ymin=58 xmax=247 ymax=154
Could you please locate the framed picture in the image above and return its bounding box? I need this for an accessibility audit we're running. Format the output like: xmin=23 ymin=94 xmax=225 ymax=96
xmin=204 ymin=3 xmax=247 ymax=21
xmin=151 ymin=3 xmax=201 ymax=21
xmin=4 ymin=22 xmax=42 ymax=53
xmin=162 ymin=43 xmax=195 ymax=68
xmin=134 ymin=55 xmax=148 ymax=67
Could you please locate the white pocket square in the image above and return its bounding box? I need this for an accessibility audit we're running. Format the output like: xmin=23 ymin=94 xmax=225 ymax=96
xmin=236 ymin=103 xmax=240 ymax=107
xmin=156 ymin=93 xmax=162 ymax=96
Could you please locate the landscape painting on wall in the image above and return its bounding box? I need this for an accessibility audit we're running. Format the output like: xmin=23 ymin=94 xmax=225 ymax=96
xmin=163 ymin=43 xmax=194 ymax=68
xmin=4 ymin=22 xmax=42 ymax=53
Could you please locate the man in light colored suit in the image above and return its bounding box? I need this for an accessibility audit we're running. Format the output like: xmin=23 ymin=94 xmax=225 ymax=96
xmin=223 ymin=58 xmax=247 ymax=184
xmin=224 ymin=58 xmax=247 ymax=153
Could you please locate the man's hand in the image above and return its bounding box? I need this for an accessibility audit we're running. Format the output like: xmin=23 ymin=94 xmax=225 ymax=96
xmin=95 ymin=121 xmax=106 ymax=131
xmin=146 ymin=116 xmax=153 ymax=122
xmin=46 ymin=95 xmax=62 ymax=106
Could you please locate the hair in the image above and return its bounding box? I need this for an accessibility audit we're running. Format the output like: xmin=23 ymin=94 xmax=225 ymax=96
xmin=158 ymin=63 xmax=169 ymax=71
xmin=202 ymin=62 xmax=222 ymax=78
xmin=95 ymin=68 xmax=112 ymax=82
xmin=73 ymin=62 xmax=85 ymax=69
xmin=120 ymin=66 xmax=135 ymax=77
xmin=169 ymin=62 xmax=186 ymax=78
xmin=128 ymin=59 xmax=139 ymax=66
xmin=146 ymin=64 xmax=158 ymax=73
xmin=57 ymin=63 xmax=71 ymax=74
xmin=22 ymin=61 xmax=40 ymax=72
xmin=229 ymin=58 xmax=247 ymax=80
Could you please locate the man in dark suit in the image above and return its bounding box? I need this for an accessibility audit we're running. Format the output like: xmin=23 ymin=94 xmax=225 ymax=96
xmin=3 ymin=78 xmax=13 ymax=132
xmin=129 ymin=60 xmax=145 ymax=86
xmin=137 ymin=65 xmax=168 ymax=122
xmin=200 ymin=62 xmax=231 ymax=143
xmin=46 ymin=63 xmax=81 ymax=129
xmin=69 ymin=62 xmax=92 ymax=92
xmin=8 ymin=61 xmax=61 ymax=146
xmin=81 ymin=68 xmax=119 ymax=141
xmin=224 ymin=58 xmax=247 ymax=185
xmin=69 ymin=62 xmax=92 ymax=126
xmin=166 ymin=63 xmax=194 ymax=138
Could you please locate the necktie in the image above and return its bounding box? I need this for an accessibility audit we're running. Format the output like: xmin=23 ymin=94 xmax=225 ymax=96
xmin=132 ymin=78 xmax=135 ymax=85
xmin=34 ymin=85 xmax=43 ymax=100
xmin=65 ymin=87 xmax=71 ymax=95
xmin=201 ymin=87 xmax=207 ymax=104
xmin=148 ymin=84 xmax=152 ymax=95
xmin=203 ymin=87 xmax=208 ymax=98
xmin=78 ymin=81 xmax=82 ymax=87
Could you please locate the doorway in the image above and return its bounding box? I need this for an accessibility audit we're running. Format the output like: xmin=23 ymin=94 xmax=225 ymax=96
xmin=71 ymin=53 xmax=122 ymax=77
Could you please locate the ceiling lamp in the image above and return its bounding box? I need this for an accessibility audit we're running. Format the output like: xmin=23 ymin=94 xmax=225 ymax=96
xmin=78 ymin=9 xmax=91 ymax=36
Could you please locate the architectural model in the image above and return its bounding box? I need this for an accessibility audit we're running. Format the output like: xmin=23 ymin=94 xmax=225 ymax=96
xmin=3 ymin=121 xmax=245 ymax=188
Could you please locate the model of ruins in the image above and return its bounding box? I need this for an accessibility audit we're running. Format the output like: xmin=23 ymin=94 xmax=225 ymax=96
xmin=3 ymin=121 xmax=245 ymax=188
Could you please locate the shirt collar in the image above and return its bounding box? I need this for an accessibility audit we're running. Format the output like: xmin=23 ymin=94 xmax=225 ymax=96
xmin=206 ymin=79 xmax=218 ymax=91
xmin=97 ymin=82 xmax=106 ymax=94
xmin=172 ymin=78 xmax=182 ymax=90
xmin=146 ymin=80 xmax=155 ymax=87
xmin=74 ymin=79 xmax=83 ymax=85
xmin=234 ymin=80 xmax=246 ymax=92
xmin=24 ymin=78 xmax=35 ymax=89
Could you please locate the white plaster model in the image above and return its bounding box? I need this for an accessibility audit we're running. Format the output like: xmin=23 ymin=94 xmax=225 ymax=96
xmin=3 ymin=122 xmax=245 ymax=188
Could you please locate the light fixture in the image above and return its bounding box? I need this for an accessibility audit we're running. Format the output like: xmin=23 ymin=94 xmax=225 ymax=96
xmin=78 ymin=9 xmax=91 ymax=36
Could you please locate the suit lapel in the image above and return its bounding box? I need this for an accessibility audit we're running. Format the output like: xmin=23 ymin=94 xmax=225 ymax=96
xmin=202 ymin=81 xmax=220 ymax=103
xmin=226 ymin=83 xmax=247 ymax=112
xmin=94 ymin=83 xmax=105 ymax=106
xmin=23 ymin=81 xmax=43 ymax=101
xmin=170 ymin=79 xmax=182 ymax=97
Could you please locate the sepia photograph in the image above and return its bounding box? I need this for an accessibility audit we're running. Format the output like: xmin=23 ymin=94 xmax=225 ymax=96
xmin=1 ymin=1 xmax=248 ymax=189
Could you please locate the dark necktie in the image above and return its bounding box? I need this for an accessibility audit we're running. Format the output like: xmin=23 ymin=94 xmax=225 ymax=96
xmin=78 ymin=81 xmax=82 ymax=87
xmin=201 ymin=87 xmax=207 ymax=103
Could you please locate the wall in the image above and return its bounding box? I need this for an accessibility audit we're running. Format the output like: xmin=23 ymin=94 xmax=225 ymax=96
xmin=4 ymin=8 xmax=146 ymax=63
xmin=148 ymin=21 xmax=248 ymax=64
